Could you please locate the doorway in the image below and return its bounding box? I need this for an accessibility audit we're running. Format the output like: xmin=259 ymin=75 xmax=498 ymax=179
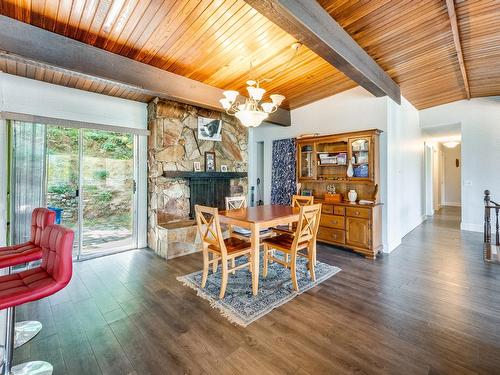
xmin=9 ymin=121 xmax=137 ymax=260
xmin=424 ymin=139 xmax=461 ymax=217
xmin=442 ymin=142 xmax=461 ymax=207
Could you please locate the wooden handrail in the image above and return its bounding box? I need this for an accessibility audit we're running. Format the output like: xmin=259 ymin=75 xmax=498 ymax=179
xmin=484 ymin=190 xmax=500 ymax=245
xmin=485 ymin=189 xmax=500 ymax=207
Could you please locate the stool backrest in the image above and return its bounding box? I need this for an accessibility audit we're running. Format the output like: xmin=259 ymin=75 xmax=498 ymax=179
xmin=31 ymin=208 xmax=56 ymax=246
xmin=40 ymin=225 xmax=74 ymax=286
xmin=292 ymin=195 xmax=314 ymax=207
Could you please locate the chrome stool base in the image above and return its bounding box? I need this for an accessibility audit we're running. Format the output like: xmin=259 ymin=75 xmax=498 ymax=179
xmin=10 ymin=361 xmax=53 ymax=375
xmin=14 ymin=321 xmax=42 ymax=349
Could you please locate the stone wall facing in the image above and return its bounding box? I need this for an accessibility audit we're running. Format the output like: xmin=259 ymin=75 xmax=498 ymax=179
xmin=147 ymin=98 xmax=248 ymax=259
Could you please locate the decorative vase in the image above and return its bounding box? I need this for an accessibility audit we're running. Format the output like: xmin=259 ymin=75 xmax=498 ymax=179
xmin=348 ymin=189 xmax=357 ymax=203
xmin=347 ymin=161 xmax=354 ymax=178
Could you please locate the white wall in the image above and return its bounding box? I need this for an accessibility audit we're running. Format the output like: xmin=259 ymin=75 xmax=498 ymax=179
xmin=420 ymin=97 xmax=500 ymax=232
xmin=443 ymin=144 xmax=461 ymax=206
xmin=388 ymin=97 xmax=425 ymax=246
xmin=249 ymin=87 xmax=426 ymax=253
xmin=0 ymin=73 xmax=149 ymax=247
xmin=0 ymin=73 xmax=146 ymax=129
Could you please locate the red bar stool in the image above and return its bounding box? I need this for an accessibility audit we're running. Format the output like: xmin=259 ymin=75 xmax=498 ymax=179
xmin=0 ymin=208 xmax=56 ymax=269
xmin=0 ymin=224 xmax=74 ymax=375
xmin=0 ymin=208 xmax=56 ymax=349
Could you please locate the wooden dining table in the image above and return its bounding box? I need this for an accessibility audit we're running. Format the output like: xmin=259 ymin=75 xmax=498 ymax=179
xmin=218 ymin=205 xmax=301 ymax=295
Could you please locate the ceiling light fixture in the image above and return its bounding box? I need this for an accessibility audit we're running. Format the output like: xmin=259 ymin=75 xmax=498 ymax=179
xmin=443 ymin=141 xmax=460 ymax=148
xmin=220 ymin=80 xmax=285 ymax=128
xmin=219 ymin=42 xmax=301 ymax=128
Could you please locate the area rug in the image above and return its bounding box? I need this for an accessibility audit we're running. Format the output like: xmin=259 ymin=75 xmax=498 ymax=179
xmin=177 ymin=257 xmax=341 ymax=327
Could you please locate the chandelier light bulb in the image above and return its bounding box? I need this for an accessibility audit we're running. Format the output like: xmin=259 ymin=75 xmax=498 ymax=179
xmin=219 ymin=98 xmax=231 ymax=109
xmin=270 ymin=94 xmax=285 ymax=106
xmin=223 ymin=90 xmax=239 ymax=103
xmin=261 ymin=102 xmax=275 ymax=113
xmin=247 ymin=86 xmax=266 ymax=101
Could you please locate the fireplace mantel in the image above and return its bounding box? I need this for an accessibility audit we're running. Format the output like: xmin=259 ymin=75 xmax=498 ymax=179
xmin=163 ymin=171 xmax=247 ymax=179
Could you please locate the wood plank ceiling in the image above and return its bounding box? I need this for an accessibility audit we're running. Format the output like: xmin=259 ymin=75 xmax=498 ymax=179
xmin=0 ymin=55 xmax=155 ymax=102
xmin=0 ymin=0 xmax=499 ymax=110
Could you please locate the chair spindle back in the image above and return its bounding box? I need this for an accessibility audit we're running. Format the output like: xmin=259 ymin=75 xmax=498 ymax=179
xmin=194 ymin=205 xmax=227 ymax=255
xmin=291 ymin=195 xmax=314 ymax=208
xmin=225 ymin=196 xmax=247 ymax=211
xmin=293 ymin=204 xmax=322 ymax=247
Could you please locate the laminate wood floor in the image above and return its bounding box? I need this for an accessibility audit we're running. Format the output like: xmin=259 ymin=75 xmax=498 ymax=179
xmin=13 ymin=207 xmax=500 ymax=374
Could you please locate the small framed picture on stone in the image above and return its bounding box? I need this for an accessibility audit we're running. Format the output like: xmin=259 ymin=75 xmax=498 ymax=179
xmin=198 ymin=117 xmax=222 ymax=142
xmin=204 ymin=152 xmax=216 ymax=172
xmin=193 ymin=161 xmax=201 ymax=172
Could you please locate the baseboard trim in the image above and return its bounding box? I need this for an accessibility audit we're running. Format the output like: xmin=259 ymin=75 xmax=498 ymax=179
xmin=385 ymin=216 xmax=427 ymax=255
xmin=384 ymin=239 xmax=402 ymax=253
xmin=461 ymin=223 xmax=482 ymax=233
xmin=444 ymin=202 xmax=461 ymax=207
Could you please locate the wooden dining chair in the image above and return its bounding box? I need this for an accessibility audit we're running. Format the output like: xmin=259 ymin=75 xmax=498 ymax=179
xmin=225 ymin=195 xmax=273 ymax=240
xmin=195 ymin=205 xmax=253 ymax=299
xmin=272 ymin=194 xmax=315 ymax=264
xmin=262 ymin=203 xmax=322 ymax=291
xmin=273 ymin=195 xmax=315 ymax=235
xmin=292 ymin=195 xmax=314 ymax=207
xmin=225 ymin=196 xmax=247 ymax=210
xmin=224 ymin=195 xmax=273 ymax=271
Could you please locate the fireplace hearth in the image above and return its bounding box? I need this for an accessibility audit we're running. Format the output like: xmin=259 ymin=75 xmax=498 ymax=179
xmin=163 ymin=171 xmax=247 ymax=217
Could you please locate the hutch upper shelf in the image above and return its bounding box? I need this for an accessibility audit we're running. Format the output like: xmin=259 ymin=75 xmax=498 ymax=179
xmin=297 ymin=129 xmax=381 ymax=183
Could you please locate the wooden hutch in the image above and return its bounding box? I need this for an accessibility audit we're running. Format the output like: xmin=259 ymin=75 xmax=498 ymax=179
xmin=296 ymin=129 xmax=383 ymax=259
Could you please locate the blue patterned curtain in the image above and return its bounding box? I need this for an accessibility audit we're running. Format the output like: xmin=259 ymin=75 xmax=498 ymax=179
xmin=271 ymin=138 xmax=296 ymax=205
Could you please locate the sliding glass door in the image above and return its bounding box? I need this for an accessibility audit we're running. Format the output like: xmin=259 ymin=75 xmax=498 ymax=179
xmin=45 ymin=126 xmax=80 ymax=256
xmin=10 ymin=122 xmax=137 ymax=260
xmin=80 ymin=129 xmax=135 ymax=258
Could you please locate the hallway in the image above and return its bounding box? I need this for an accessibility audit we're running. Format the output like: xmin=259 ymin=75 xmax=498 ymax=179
xmin=13 ymin=207 xmax=500 ymax=374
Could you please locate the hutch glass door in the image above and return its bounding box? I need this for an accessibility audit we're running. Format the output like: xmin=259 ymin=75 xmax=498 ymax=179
xmin=298 ymin=142 xmax=316 ymax=179
xmin=349 ymin=137 xmax=371 ymax=181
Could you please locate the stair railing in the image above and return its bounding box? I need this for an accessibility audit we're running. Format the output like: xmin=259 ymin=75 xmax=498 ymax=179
xmin=484 ymin=190 xmax=500 ymax=262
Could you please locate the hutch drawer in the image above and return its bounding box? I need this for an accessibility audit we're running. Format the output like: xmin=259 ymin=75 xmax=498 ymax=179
xmin=320 ymin=214 xmax=345 ymax=229
xmin=333 ymin=205 xmax=345 ymax=215
xmin=322 ymin=204 xmax=334 ymax=214
xmin=346 ymin=206 xmax=371 ymax=219
xmin=318 ymin=227 xmax=345 ymax=244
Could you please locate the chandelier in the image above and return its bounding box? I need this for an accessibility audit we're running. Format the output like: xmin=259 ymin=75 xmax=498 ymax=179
xmin=219 ymin=80 xmax=285 ymax=128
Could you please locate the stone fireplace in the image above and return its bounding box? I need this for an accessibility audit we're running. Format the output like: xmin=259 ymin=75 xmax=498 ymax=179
xmin=147 ymin=98 xmax=248 ymax=259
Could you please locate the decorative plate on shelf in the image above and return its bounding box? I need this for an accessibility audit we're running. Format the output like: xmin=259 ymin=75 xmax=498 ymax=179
xmin=354 ymin=164 xmax=369 ymax=177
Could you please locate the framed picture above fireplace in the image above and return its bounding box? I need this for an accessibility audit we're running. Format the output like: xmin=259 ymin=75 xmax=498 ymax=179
xmin=198 ymin=117 xmax=222 ymax=141
xmin=204 ymin=151 xmax=216 ymax=172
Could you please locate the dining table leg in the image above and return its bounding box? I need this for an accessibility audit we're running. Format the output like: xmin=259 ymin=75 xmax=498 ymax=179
xmin=251 ymin=222 xmax=260 ymax=296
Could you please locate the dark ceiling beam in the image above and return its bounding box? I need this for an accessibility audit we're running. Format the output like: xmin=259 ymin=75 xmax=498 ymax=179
xmin=244 ymin=0 xmax=401 ymax=104
xmin=445 ymin=0 xmax=471 ymax=99
xmin=0 ymin=15 xmax=290 ymax=127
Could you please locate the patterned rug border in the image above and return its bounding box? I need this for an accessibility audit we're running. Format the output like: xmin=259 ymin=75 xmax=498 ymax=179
xmin=177 ymin=263 xmax=341 ymax=327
